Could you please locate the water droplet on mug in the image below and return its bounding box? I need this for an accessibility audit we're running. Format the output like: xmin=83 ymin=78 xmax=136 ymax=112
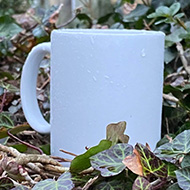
xmin=104 ymin=75 xmax=110 ymax=79
xmin=110 ymin=81 xmax=114 ymax=84
xmin=90 ymin=36 xmax=95 ymax=44
xmin=87 ymin=70 xmax=91 ymax=73
xmin=141 ymin=49 xmax=146 ymax=57
xmin=93 ymin=76 xmax=97 ymax=81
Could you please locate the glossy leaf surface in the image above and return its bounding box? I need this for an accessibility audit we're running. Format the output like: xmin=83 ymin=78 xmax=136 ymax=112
xmin=90 ymin=143 xmax=133 ymax=177
xmin=132 ymin=176 xmax=152 ymax=190
xmin=32 ymin=172 xmax=74 ymax=190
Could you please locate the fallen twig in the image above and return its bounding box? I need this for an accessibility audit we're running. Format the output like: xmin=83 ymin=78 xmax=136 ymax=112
xmin=163 ymin=93 xmax=179 ymax=103
xmin=60 ymin=149 xmax=77 ymax=157
xmin=176 ymin=42 xmax=190 ymax=75
xmin=7 ymin=129 xmax=44 ymax=154
xmin=0 ymin=144 xmax=68 ymax=187
xmin=56 ymin=6 xmax=82 ymax=29
xmin=51 ymin=155 xmax=72 ymax=162
xmin=82 ymin=176 xmax=99 ymax=190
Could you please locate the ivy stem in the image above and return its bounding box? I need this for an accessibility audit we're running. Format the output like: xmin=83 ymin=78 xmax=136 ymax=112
xmin=141 ymin=0 xmax=151 ymax=6
xmin=56 ymin=7 xmax=82 ymax=29
xmin=7 ymin=129 xmax=44 ymax=155
xmin=176 ymin=18 xmax=187 ymax=30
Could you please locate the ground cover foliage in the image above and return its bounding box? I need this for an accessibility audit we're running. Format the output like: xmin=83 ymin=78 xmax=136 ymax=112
xmin=0 ymin=0 xmax=190 ymax=189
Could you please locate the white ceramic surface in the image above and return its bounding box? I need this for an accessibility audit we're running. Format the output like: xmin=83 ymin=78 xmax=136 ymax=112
xmin=21 ymin=29 xmax=165 ymax=163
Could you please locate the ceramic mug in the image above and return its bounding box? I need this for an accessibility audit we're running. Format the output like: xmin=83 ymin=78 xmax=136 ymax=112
xmin=21 ymin=29 xmax=165 ymax=162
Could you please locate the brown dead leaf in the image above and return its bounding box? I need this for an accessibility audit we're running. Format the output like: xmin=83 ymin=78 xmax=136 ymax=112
xmin=123 ymin=3 xmax=137 ymax=15
xmin=49 ymin=4 xmax=63 ymax=24
xmin=146 ymin=143 xmax=151 ymax=151
xmin=12 ymin=8 xmax=37 ymax=30
xmin=122 ymin=148 xmax=143 ymax=176
xmin=106 ymin=121 xmax=129 ymax=145
xmin=0 ymin=123 xmax=30 ymax=139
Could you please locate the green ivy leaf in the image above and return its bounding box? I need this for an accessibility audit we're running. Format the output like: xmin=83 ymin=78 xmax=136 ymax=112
xmin=174 ymin=13 xmax=185 ymax=19
xmin=155 ymin=130 xmax=190 ymax=162
xmin=181 ymin=155 xmax=190 ymax=168
xmin=180 ymin=32 xmax=190 ymax=40
xmin=148 ymin=6 xmax=170 ymax=18
xmin=175 ymin=167 xmax=190 ymax=190
xmin=76 ymin=13 xmax=92 ymax=26
xmin=164 ymin=48 xmax=177 ymax=64
xmin=0 ymin=15 xmax=22 ymax=39
xmin=165 ymin=27 xmax=186 ymax=47
xmin=166 ymin=182 xmax=182 ymax=190
xmin=0 ymin=123 xmax=30 ymax=139
xmin=0 ymin=71 xmax=14 ymax=80
xmin=169 ymin=3 xmax=181 ymax=16
xmin=98 ymin=13 xmax=113 ymax=24
xmin=156 ymin=134 xmax=175 ymax=147
xmin=11 ymin=185 xmax=30 ymax=190
xmin=32 ymin=25 xmax=48 ymax=38
xmin=0 ymin=112 xmax=14 ymax=129
xmin=0 ymin=177 xmax=14 ymax=190
xmin=157 ymin=6 xmax=170 ymax=17
xmin=166 ymin=162 xmax=178 ymax=178
xmin=92 ymin=178 xmax=126 ymax=190
xmin=70 ymin=140 xmax=112 ymax=173
xmin=90 ymin=143 xmax=133 ymax=177
xmin=0 ymin=82 xmax=19 ymax=93
xmin=172 ymin=130 xmax=190 ymax=153
xmin=148 ymin=3 xmax=181 ymax=26
xmin=32 ymin=172 xmax=74 ymax=190
xmin=110 ymin=22 xmax=124 ymax=29
xmin=155 ymin=18 xmax=170 ymax=25
xmin=135 ymin=143 xmax=168 ymax=179
xmin=11 ymin=144 xmax=27 ymax=153
xmin=40 ymin=144 xmax=50 ymax=155
xmin=132 ymin=176 xmax=152 ymax=190
xmin=163 ymin=85 xmax=183 ymax=98
xmin=123 ymin=4 xmax=150 ymax=22
xmin=165 ymin=22 xmax=190 ymax=48
xmin=154 ymin=143 xmax=179 ymax=163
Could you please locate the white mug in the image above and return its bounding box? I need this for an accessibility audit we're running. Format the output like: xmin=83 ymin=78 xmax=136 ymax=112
xmin=21 ymin=29 xmax=165 ymax=162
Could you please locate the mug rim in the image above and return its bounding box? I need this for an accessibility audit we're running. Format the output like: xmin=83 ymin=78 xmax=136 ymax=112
xmin=52 ymin=29 xmax=165 ymax=37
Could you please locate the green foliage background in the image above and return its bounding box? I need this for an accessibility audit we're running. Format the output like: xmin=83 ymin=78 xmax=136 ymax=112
xmin=0 ymin=0 xmax=190 ymax=189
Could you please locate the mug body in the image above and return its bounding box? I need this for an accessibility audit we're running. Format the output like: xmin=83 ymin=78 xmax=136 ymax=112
xmin=50 ymin=29 xmax=165 ymax=159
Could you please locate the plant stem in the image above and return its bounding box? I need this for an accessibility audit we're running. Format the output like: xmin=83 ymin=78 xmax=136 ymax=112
xmin=7 ymin=129 xmax=44 ymax=154
xmin=176 ymin=42 xmax=190 ymax=75
xmin=59 ymin=149 xmax=77 ymax=157
xmin=176 ymin=18 xmax=187 ymax=30
xmin=56 ymin=7 xmax=82 ymax=28
xmin=141 ymin=0 xmax=150 ymax=7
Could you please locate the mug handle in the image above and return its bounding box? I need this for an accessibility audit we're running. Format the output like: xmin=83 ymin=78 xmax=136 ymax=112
xmin=21 ymin=42 xmax=51 ymax=133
